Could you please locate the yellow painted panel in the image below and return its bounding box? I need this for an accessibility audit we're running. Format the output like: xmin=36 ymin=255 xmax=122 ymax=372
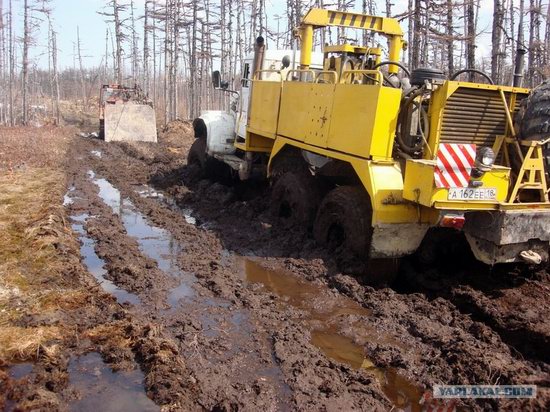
xmin=278 ymin=82 xmax=313 ymax=143
xmin=327 ymin=85 xmax=401 ymax=159
xmin=403 ymin=159 xmax=511 ymax=209
xmin=248 ymin=80 xmax=282 ymax=138
xmin=303 ymin=84 xmax=335 ymax=147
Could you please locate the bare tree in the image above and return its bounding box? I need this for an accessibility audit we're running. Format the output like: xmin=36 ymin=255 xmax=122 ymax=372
xmin=8 ymin=0 xmax=13 ymax=125
xmin=492 ymin=0 xmax=504 ymax=83
xmin=22 ymin=0 xmax=30 ymax=124
xmin=99 ymin=0 xmax=127 ymax=84
xmin=465 ymin=0 xmax=477 ymax=80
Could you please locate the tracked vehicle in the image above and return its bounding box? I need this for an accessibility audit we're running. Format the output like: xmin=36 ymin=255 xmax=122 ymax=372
xmin=191 ymin=8 xmax=550 ymax=271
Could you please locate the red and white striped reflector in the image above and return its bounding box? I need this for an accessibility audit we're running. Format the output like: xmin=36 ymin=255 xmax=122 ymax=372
xmin=434 ymin=143 xmax=476 ymax=188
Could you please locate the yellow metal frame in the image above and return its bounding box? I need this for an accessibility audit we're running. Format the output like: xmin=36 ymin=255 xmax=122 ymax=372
xmin=297 ymin=8 xmax=404 ymax=74
xmin=323 ymin=44 xmax=382 ymax=56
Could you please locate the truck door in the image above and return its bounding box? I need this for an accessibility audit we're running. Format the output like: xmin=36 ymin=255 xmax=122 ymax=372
xmin=236 ymin=62 xmax=251 ymax=139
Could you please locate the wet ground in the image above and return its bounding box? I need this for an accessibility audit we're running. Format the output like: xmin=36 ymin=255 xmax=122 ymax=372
xmin=3 ymin=122 xmax=549 ymax=411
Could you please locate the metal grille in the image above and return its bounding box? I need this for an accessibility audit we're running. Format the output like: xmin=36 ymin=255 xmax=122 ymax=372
xmin=440 ymin=88 xmax=523 ymax=147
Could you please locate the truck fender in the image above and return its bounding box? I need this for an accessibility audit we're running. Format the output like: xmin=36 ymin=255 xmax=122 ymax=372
xmin=194 ymin=111 xmax=236 ymax=156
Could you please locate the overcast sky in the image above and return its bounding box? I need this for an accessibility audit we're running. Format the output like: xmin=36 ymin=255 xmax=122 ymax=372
xmin=13 ymin=0 xmax=496 ymax=70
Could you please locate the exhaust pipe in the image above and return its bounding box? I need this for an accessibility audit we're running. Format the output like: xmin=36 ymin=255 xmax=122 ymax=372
xmin=513 ymin=47 xmax=527 ymax=87
xmin=247 ymin=36 xmax=265 ymax=126
xmin=513 ymin=21 xmax=526 ymax=87
xmin=252 ymin=36 xmax=265 ymax=82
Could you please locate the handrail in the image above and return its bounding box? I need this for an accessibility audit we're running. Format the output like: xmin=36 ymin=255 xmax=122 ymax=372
xmin=314 ymin=71 xmax=339 ymax=84
xmin=253 ymin=70 xmax=283 ymax=81
xmin=341 ymin=69 xmax=383 ymax=84
xmin=285 ymin=69 xmax=316 ymax=82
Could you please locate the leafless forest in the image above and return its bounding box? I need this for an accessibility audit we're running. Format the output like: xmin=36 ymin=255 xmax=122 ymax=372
xmin=0 ymin=0 xmax=549 ymax=126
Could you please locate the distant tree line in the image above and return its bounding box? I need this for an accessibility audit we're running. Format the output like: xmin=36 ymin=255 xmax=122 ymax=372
xmin=0 ymin=0 xmax=549 ymax=126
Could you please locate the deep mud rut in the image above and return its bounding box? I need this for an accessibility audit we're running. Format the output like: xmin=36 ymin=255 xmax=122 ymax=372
xmin=56 ymin=124 xmax=549 ymax=411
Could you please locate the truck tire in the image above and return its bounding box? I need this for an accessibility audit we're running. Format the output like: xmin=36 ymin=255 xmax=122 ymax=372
xmin=99 ymin=119 xmax=105 ymax=140
xmin=518 ymin=80 xmax=550 ymax=179
xmin=313 ymin=186 xmax=372 ymax=258
xmin=270 ymin=150 xmax=309 ymax=183
xmin=187 ymin=137 xmax=206 ymax=169
xmin=271 ymin=171 xmax=324 ymax=227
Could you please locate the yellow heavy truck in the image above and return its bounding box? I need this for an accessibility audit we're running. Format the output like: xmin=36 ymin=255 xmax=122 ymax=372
xmin=190 ymin=8 xmax=550 ymax=271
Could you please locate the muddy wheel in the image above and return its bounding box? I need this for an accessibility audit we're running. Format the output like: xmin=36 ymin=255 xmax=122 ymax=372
xmin=314 ymin=186 xmax=372 ymax=258
xmin=271 ymin=172 xmax=325 ymax=227
xmin=99 ymin=119 xmax=105 ymax=140
xmin=314 ymin=186 xmax=397 ymax=285
xmin=188 ymin=138 xmax=207 ymax=169
xmin=270 ymin=150 xmax=309 ymax=184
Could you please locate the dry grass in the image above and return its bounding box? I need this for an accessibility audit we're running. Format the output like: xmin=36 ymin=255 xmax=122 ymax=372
xmin=84 ymin=323 xmax=133 ymax=349
xmin=0 ymin=127 xmax=87 ymax=363
xmin=0 ymin=326 xmax=61 ymax=361
xmin=0 ymin=126 xmax=74 ymax=171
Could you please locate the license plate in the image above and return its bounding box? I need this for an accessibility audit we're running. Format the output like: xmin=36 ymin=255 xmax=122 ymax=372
xmin=447 ymin=187 xmax=497 ymax=201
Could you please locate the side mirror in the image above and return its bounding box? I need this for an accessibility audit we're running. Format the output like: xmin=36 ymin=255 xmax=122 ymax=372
xmin=212 ymin=71 xmax=221 ymax=88
xmin=281 ymin=55 xmax=291 ymax=69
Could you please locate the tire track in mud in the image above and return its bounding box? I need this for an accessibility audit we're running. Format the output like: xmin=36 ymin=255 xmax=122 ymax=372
xmin=67 ymin=141 xmax=359 ymax=410
xmin=70 ymin=134 xmax=550 ymax=411
xmin=67 ymin=139 xmax=412 ymax=410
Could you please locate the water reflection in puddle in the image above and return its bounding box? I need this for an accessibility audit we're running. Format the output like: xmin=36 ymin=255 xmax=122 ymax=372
xmin=239 ymin=258 xmax=423 ymax=412
xmin=90 ymin=174 xmax=195 ymax=308
xmin=72 ymin=220 xmax=140 ymax=306
xmin=167 ymin=282 xmax=194 ymax=308
xmin=68 ymin=352 xmax=157 ymax=412
xmin=9 ymin=363 xmax=33 ymax=379
xmin=64 ymin=186 xmax=77 ymax=206
xmin=135 ymin=184 xmax=196 ymax=226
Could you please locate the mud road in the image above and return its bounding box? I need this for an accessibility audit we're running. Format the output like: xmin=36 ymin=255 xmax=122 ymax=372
xmin=3 ymin=121 xmax=549 ymax=411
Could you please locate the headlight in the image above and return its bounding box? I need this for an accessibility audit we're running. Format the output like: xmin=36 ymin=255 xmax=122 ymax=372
xmin=474 ymin=147 xmax=495 ymax=172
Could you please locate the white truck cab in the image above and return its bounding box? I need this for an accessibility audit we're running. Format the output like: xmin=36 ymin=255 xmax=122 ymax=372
xmin=194 ymin=43 xmax=324 ymax=170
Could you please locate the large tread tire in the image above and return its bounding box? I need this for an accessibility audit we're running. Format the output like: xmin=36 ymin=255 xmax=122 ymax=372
xmin=187 ymin=137 xmax=207 ymax=169
xmin=187 ymin=138 xmax=233 ymax=183
xmin=313 ymin=186 xmax=372 ymax=258
xmin=271 ymin=171 xmax=325 ymax=227
xmin=518 ymin=80 xmax=550 ymax=180
xmin=313 ymin=186 xmax=398 ymax=285
xmin=519 ymin=80 xmax=550 ymax=141
xmin=270 ymin=151 xmax=309 ymax=183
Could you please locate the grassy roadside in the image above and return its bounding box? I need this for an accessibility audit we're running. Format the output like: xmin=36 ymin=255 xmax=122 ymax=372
xmin=0 ymin=167 xmax=77 ymax=361
xmin=0 ymin=126 xmax=97 ymax=409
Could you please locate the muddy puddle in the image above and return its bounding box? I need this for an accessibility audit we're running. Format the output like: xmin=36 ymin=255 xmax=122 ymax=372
xmin=239 ymin=258 xmax=424 ymax=411
xmin=8 ymin=363 xmax=33 ymax=380
xmin=68 ymin=352 xmax=157 ymax=412
xmin=90 ymin=173 xmax=195 ymax=306
xmin=65 ymin=182 xmax=140 ymax=305
xmin=135 ymin=183 xmax=196 ymax=226
xmin=72 ymin=218 xmax=140 ymax=306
